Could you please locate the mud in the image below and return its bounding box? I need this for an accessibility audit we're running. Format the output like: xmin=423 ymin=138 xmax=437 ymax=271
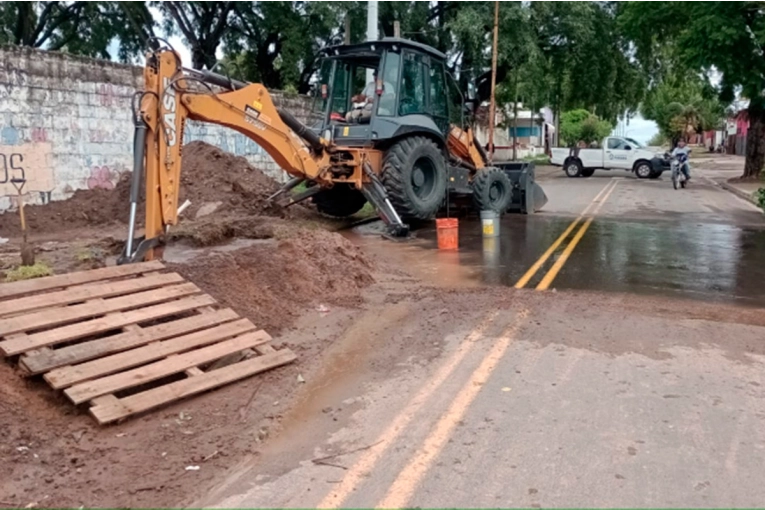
xmin=170 ymin=229 xmax=375 ymax=334
xmin=0 ymin=227 xmax=375 ymax=508
xmin=0 ymin=141 xmax=312 ymax=240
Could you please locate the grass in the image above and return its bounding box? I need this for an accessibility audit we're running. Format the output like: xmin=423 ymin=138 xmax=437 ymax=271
xmin=522 ymin=154 xmax=551 ymax=165
xmin=5 ymin=262 xmax=53 ymax=282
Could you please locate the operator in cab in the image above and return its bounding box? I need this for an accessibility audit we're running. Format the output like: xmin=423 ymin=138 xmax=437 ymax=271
xmin=345 ymin=69 xmax=395 ymax=123
xmin=671 ymin=139 xmax=692 ymax=180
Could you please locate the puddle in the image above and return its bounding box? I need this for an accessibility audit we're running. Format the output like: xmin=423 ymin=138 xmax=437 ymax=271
xmin=347 ymin=216 xmax=765 ymax=307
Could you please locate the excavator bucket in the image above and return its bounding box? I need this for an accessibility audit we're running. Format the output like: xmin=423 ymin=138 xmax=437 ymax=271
xmin=495 ymin=161 xmax=548 ymax=214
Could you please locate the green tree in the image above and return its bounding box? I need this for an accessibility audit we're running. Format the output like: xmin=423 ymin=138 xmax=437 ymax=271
xmin=160 ymin=1 xmax=234 ymax=70
xmin=0 ymin=1 xmax=153 ymax=61
xmin=560 ymin=109 xmax=613 ymax=146
xmin=620 ymin=1 xmax=765 ymax=179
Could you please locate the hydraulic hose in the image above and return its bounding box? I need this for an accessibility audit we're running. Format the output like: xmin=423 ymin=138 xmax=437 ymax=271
xmin=277 ymin=108 xmax=324 ymax=153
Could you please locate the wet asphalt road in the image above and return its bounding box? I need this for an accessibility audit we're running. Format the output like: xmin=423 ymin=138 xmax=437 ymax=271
xmin=366 ymin=167 xmax=765 ymax=307
xmin=202 ymin=160 xmax=765 ymax=508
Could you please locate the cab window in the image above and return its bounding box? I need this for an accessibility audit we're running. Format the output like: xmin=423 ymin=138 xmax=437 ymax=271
xmin=399 ymin=51 xmax=428 ymax=116
xmin=607 ymin=138 xmax=630 ymax=150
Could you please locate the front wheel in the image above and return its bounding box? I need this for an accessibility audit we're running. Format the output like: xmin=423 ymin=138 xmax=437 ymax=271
xmin=382 ymin=136 xmax=447 ymax=220
xmin=472 ymin=167 xmax=512 ymax=213
xmin=672 ymin=172 xmax=678 ymax=190
xmin=635 ymin=160 xmax=653 ymax=179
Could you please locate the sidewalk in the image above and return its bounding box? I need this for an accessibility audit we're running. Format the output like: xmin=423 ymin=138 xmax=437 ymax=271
xmin=718 ymin=179 xmax=763 ymax=206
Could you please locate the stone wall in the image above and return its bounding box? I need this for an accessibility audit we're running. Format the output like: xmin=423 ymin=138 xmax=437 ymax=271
xmin=0 ymin=45 xmax=314 ymax=211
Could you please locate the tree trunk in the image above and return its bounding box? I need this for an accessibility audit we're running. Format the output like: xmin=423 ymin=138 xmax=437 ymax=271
xmin=743 ymin=102 xmax=765 ymax=179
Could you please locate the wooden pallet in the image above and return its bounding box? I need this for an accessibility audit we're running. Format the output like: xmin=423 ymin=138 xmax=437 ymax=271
xmin=0 ymin=261 xmax=296 ymax=424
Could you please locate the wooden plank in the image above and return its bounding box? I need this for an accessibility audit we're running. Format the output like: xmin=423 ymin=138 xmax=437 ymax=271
xmin=185 ymin=367 xmax=204 ymax=377
xmin=0 ymin=282 xmax=201 ymax=339
xmin=0 ymin=261 xmax=164 ymax=300
xmin=0 ymin=273 xmax=185 ymax=318
xmin=45 ymin=319 xmax=263 ymax=389
xmin=90 ymin=394 xmax=119 ymax=407
xmin=20 ymin=308 xmax=239 ymax=375
xmin=65 ymin=332 xmax=270 ymax=404
xmin=2 ymin=294 xmax=216 ymax=357
xmin=255 ymin=344 xmax=276 ymax=355
xmin=90 ymin=349 xmax=297 ymax=424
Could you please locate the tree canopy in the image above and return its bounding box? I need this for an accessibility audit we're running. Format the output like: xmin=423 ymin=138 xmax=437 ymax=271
xmin=620 ymin=1 xmax=765 ymax=178
xmin=0 ymin=1 xmax=644 ymax=122
xmin=560 ymin=109 xmax=613 ymax=146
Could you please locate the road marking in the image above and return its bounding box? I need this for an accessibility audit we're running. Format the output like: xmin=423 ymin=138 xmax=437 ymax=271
xmin=536 ymin=179 xmax=619 ymax=290
xmin=375 ymin=310 xmax=529 ymax=509
xmin=317 ymin=310 xmax=501 ymax=509
xmin=514 ymin=179 xmax=617 ymax=289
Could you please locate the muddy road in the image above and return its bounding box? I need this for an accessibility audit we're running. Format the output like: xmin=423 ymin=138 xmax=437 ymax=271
xmin=2 ymin=153 xmax=764 ymax=508
xmin=196 ymin=157 xmax=765 ymax=508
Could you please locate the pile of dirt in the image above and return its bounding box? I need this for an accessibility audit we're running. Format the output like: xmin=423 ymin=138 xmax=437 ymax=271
xmin=170 ymin=229 xmax=375 ymax=333
xmin=0 ymin=141 xmax=311 ymax=239
xmin=0 ymin=174 xmax=134 ymax=238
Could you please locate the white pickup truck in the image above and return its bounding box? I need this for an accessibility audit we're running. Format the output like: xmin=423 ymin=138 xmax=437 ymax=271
xmin=550 ymin=136 xmax=668 ymax=179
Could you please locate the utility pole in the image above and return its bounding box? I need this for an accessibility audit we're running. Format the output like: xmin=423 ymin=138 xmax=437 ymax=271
xmin=394 ymin=20 xmax=400 ymax=38
xmin=344 ymin=13 xmax=351 ymax=44
xmin=366 ymin=1 xmax=379 ymax=83
xmin=488 ymin=1 xmax=500 ymax=164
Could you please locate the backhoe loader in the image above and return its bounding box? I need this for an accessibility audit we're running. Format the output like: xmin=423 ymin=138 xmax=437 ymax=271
xmin=120 ymin=38 xmax=546 ymax=264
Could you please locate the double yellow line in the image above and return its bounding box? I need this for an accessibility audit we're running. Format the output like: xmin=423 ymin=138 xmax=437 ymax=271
xmin=514 ymin=178 xmax=620 ymax=291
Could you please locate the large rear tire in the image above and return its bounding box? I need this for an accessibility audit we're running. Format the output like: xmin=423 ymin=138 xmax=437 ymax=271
xmin=382 ymin=136 xmax=447 ymax=220
xmin=311 ymin=184 xmax=367 ymax=217
xmin=472 ymin=167 xmax=512 ymax=213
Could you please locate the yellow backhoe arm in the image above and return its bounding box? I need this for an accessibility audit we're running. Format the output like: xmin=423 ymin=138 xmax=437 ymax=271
xmin=121 ymin=47 xmax=332 ymax=263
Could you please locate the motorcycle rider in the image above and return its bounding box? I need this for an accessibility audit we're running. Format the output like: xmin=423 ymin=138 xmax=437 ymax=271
xmin=671 ymin=139 xmax=691 ymax=180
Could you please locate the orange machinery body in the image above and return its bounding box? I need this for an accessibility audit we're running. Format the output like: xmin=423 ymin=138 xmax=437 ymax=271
xmin=129 ymin=48 xmax=485 ymax=261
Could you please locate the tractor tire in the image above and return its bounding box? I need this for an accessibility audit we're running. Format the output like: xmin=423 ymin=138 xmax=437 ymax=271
xmin=472 ymin=167 xmax=512 ymax=213
xmin=311 ymin=184 xmax=367 ymax=217
xmin=382 ymin=136 xmax=447 ymax=220
xmin=581 ymin=168 xmax=595 ymax=177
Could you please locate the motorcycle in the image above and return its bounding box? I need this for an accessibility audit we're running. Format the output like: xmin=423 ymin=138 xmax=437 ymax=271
xmin=665 ymin=151 xmax=690 ymax=190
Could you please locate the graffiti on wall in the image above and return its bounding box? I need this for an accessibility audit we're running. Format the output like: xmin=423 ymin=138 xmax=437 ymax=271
xmin=0 ymin=142 xmax=54 ymax=203
xmin=87 ymin=166 xmax=116 ymax=190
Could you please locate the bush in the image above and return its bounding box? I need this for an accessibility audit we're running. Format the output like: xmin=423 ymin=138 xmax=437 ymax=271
xmin=756 ymin=188 xmax=765 ymax=212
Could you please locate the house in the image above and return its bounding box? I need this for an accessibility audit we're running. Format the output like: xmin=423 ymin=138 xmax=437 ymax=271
xmin=722 ymin=110 xmax=748 ymax=156
xmin=472 ymin=103 xmax=555 ymax=160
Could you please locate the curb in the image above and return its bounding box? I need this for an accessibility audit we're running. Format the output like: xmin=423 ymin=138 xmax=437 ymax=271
xmin=717 ymin=180 xmax=759 ymax=206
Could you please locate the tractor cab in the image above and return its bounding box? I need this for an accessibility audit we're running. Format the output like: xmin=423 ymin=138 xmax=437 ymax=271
xmin=311 ymin=38 xmax=458 ymax=148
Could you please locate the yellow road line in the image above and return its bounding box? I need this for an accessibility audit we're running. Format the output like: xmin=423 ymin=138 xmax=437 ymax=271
xmin=317 ymin=310 xmax=500 ymax=509
xmin=513 ymin=179 xmax=616 ymax=289
xmin=536 ymin=179 xmax=619 ymax=290
xmin=375 ymin=310 xmax=529 ymax=509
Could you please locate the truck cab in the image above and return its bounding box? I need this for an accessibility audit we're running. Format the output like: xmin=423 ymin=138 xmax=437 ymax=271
xmin=550 ymin=136 xmax=668 ymax=179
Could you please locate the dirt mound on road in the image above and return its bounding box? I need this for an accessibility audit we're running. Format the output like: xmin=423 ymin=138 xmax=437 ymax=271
xmin=170 ymin=229 xmax=374 ymax=333
xmin=0 ymin=141 xmax=309 ymax=239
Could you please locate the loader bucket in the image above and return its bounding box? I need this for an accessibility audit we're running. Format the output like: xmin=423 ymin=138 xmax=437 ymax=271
xmin=495 ymin=161 xmax=547 ymax=214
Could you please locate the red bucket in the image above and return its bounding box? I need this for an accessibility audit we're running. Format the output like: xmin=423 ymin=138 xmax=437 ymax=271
xmin=436 ymin=218 xmax=459 ymax=250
